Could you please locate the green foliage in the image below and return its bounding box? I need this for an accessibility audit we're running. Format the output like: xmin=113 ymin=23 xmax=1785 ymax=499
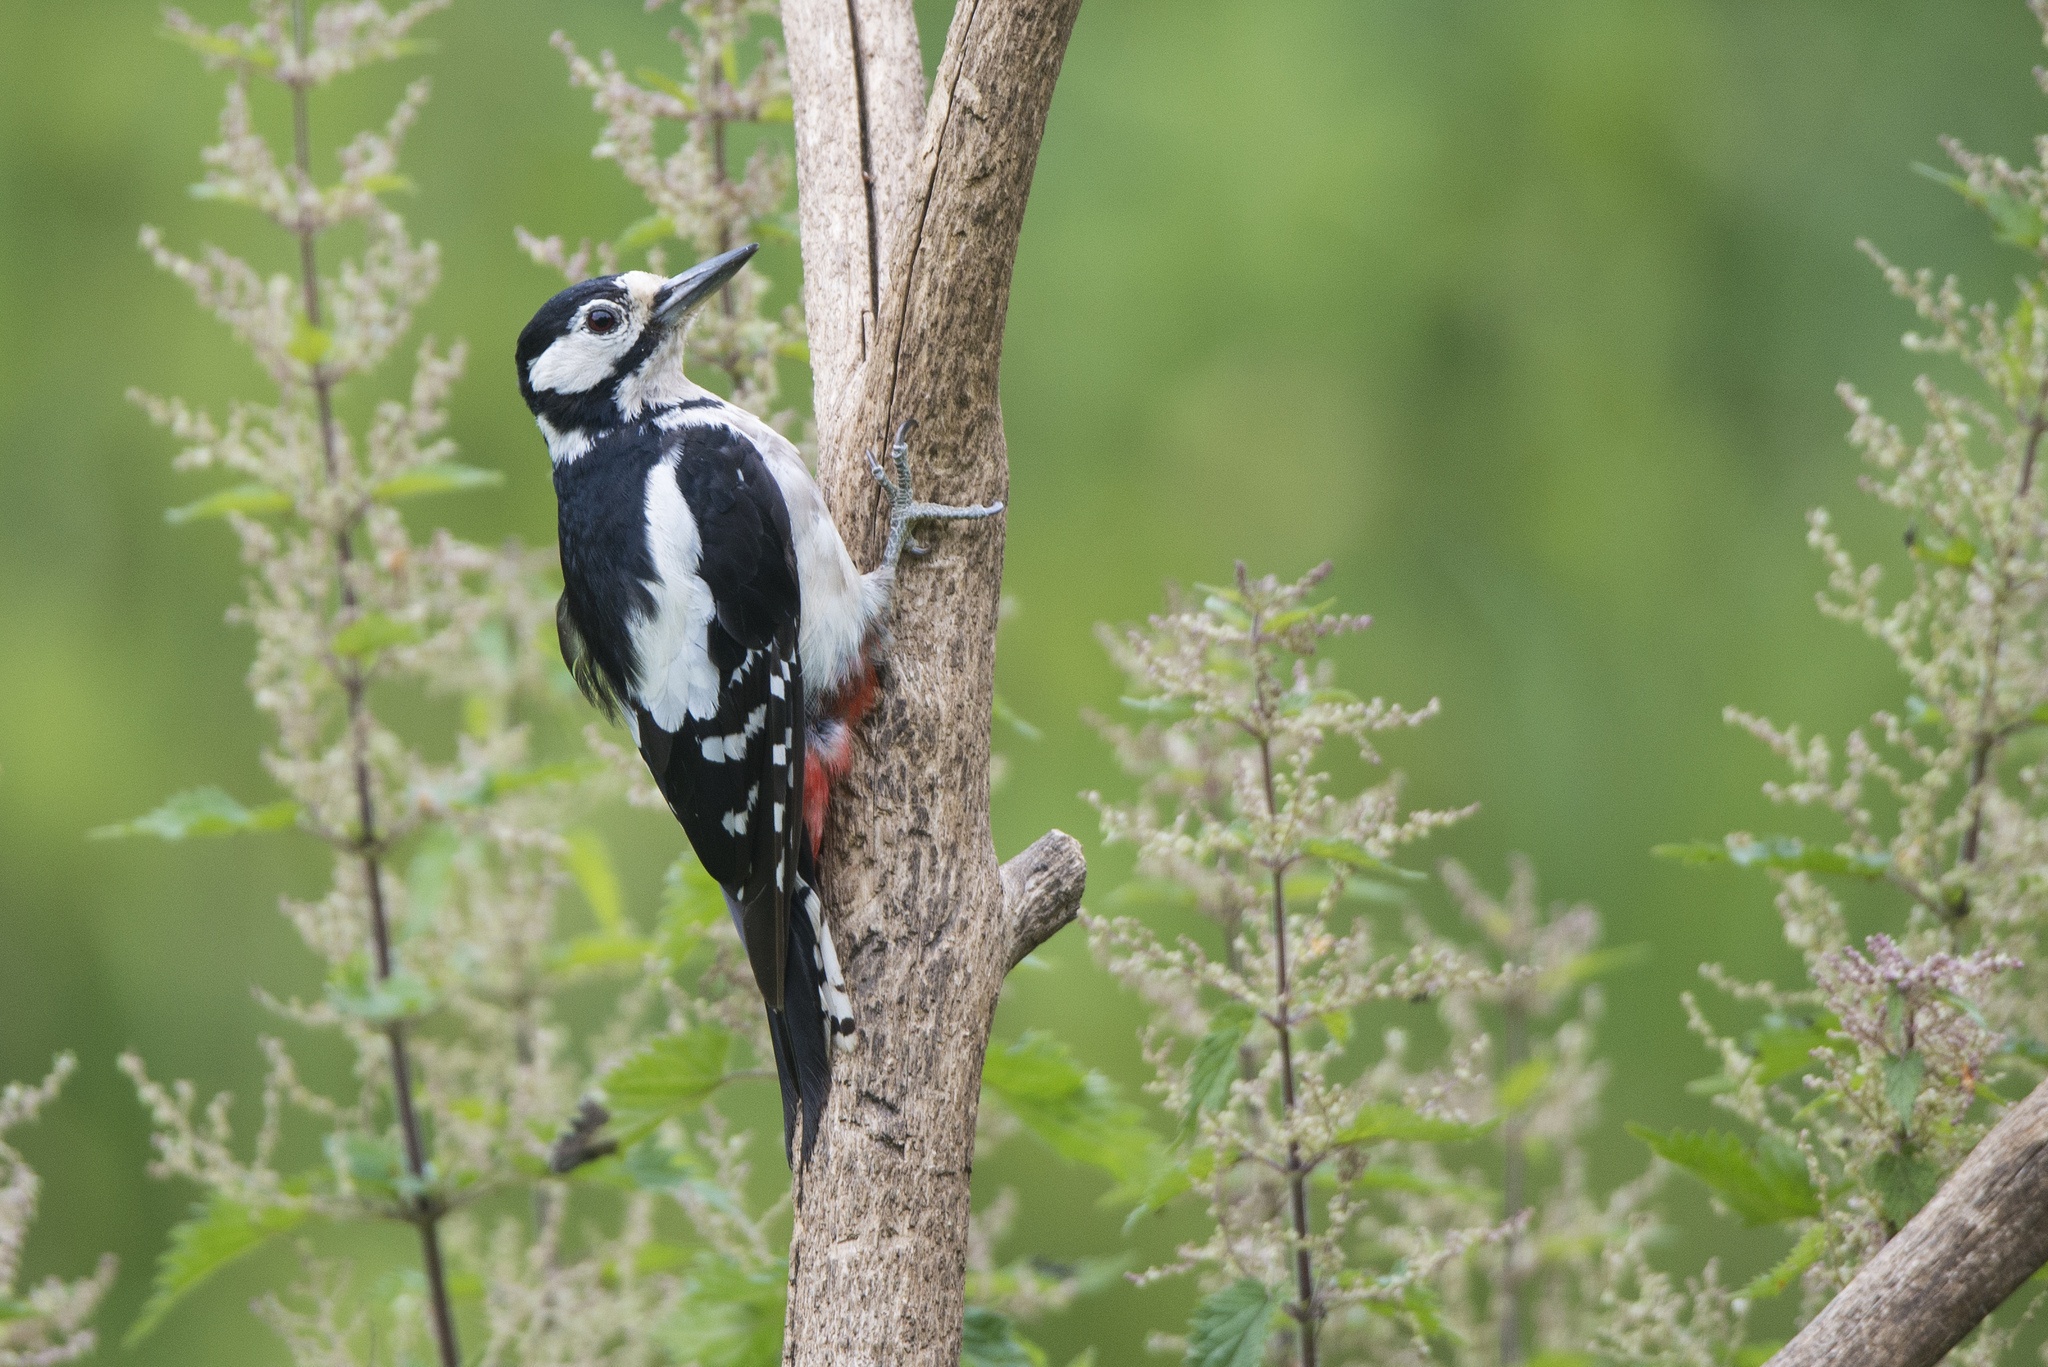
xmin=1179 ymin=1004 xmax=1253 ymax=1141
xmin=1869 ymin=1149 xmax=1942 ymax=1228
xmin=1335 ymin=1101 xmax=1497 ymax=1146
xmin=982 ymin=1032 xmax=1164 ymax=1189
xmin=601 ymin=1025 xmax=736 ymax=1145
xmin=1626 ymin=1124 xmax=1818 ymax=1226
xmin=370 ymin=462 xmax=505 ymax=501
xmin=661 ymin=1253 xmax=788 ymax=1367
xmin=91 ymin=787 xmax=298 ymax=840
xmin=329 ymin=612 xmax=424 ymax=661
xmin=961 ymin=1307 xmax=1045 ymax=1367
xmin=1881 ymin=1052 xmax=1924 ymax=1129
xmin=1738 ymin=1224 xmax=1827 ymax=1302
xmin=164 ymin=482 xmax=291 ymax=523
xmin=1184 ymin=1280 xmax=1273 ymax=1367
xmin=127 ymin=1197 xmax=308 ymax=1346
xmin=324 ymin=961 xmax=438 ymax=1027
xmin=1651 ymin=835 xmax=1891 ymax=879
xmin=564 ymin=827 xmax=625 ymax=929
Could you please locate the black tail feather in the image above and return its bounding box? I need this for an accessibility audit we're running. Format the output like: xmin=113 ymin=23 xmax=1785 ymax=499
xmin=771 ymin=899 xmax=834 ymax=1167
xmin=731 ymin=882 xmax=833 ymax=1168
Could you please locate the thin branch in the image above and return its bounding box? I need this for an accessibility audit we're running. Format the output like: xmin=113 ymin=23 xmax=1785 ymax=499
xmin=288 ymin=5 xmax=457 ymax=1363
xmin=1249 ymin=591 xmax=1318 ymax=1367
xmin=1767 ymin=1075 xmax=2048 ymax=1366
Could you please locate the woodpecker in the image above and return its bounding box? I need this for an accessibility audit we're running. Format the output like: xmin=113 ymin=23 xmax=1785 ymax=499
xmin=516 ymin=244 xmax=1001 ymax=1166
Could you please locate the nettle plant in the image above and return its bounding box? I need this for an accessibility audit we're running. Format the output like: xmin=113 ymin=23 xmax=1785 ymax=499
xmin=117 ymin=2 xmax=817 ymax=1363
xmin=1083 ymin=566 xmax=1661 ymax=1366
xmin=0 ymin=1059 xmax=113 ymax=1367
xmin=1647 ymin=6 xmax=2048 ymax=1358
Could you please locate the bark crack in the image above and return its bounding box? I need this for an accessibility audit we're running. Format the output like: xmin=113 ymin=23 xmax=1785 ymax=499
xmin=880 ymin=0 xmax=986 ymax=438
xmin=845 ymin=0 xmax=882 ymax=325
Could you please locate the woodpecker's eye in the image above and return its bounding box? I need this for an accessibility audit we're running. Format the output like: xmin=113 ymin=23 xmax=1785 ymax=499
xmin=586 ymin=306 xmax=622 ymax=336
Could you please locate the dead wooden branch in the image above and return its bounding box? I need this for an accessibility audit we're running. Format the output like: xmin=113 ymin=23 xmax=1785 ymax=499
xmin=1768 ymin=1076 xmax=2048 ymax=1366
xmin=778 ymin=0 xmax=1085 ymax=1362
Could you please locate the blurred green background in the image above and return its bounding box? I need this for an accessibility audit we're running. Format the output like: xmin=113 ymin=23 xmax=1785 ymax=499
xmin=2 ymin=0 xmax=2042 ymax=1361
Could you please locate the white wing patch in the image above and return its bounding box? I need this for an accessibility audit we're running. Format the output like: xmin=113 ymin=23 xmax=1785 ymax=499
xmin=629 ymin=456 xmax=722 ymax=730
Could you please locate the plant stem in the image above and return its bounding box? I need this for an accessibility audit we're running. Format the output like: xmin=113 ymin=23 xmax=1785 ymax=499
xmin=1249 ymin=591 xmax=1317 ymax=1367
xmin=289 ymin=7 xmax=459 ymax=1364
xmin=1947 ymin=370 xmax=2048 ymax=922
xmin=1498 ymin=997 xmax=1528 ymax=1366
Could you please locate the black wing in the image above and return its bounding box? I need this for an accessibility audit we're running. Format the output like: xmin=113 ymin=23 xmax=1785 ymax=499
xmin=634 ymin=422 xmax=805 ymax=1014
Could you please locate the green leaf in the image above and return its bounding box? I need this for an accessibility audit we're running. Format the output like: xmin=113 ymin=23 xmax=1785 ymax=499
xmin=371 ymin=462 xmax=504 ymax=501
xmin=325 ymin=964 xmax=438 ymax=1026
xmin=1526 ymin=1355 xmax=1598 ymax=1367
xmin=1300 ymin=837 xmax=1425 ymax=881
xmin=1498 ymin=1057 xmax=1552 ymax=1114
xmin=661 ymin=1251 xmax=786 ymax=1367
xmin=287 ymin=318 xmax=332 ymax=366
xmin=1870 ymin=1149 xmax=1942 ymax=1228
xmin=1652 ymin=835 xmax=1891 ymax=879
xmin=661 ymin=852 xmax=729 ymax=960
xmin=1185 ymin=1280 xmax=1273 ymax=1367
xmin=1626 ymin=1124 xmax=1819 ymax=1225
xmin=354 ymin=171 xmax=414 ymax=196
xmin=1544 ymin=943 xmax=1650 ymax=993
xmin=92 ymin=786 xmax=297 ymax=840
xmin=992 ymin=694 xmax=1043 ymax=741
xmin=961 ymin=1307 xmax=1044 ymax=1367
xmin=603 ymin=1026 xmax=735 ymax=1143
xmin=616 ymin=211 xmax=680 ymax=252
xmin=1317 ymin=1009 xmax=1353 ymax=1044
xmin=1118 ymin=693 xmax=1193 ymax=718
xmin=552 ymin=929 xmax=658 ymax=974
xmin=1181 ymin=1005 xmax=1254 ymax=1141
xmin=1123 ymin=1148 xmax=1209 ymax=1231
xmin=1740 ymin=1224 xmax=1826 ymax=1301
xmin=1747 ymin=1013 xmax=1839 ymax=1086
xmin=1883 ymin=1052 xmax=1925 ymax=1130
xmin=632 ymin=69 xmax=698 ymax=109
xmin=982 ymin=1032 xmax=1162 ymax=1185
xmin=166 ymin=482 xmax=291 ymax=523
xmin=326 ymin=1131 xmax=406 ymax=1199
xmin=756 ymin=94 xmax=793 ymax=123
xmin=331 ymin=612 xmax=422 ymax=661
xmin=1351 ymin=1164 xmax=1494 ymax=1204
xmin=565 ymin=829 xmax=625 ymax=930
xmin=125 ymin=1196 xmax=307 ymax=1345
xmin=1916 ymin=162 xmax=2048 ymax=250
xmin=1336 ymin=1103 xmax=1495 ymax=1146
xmin=1734 ymin=1346 xmax=1786 ymax=1367
xmin=163 ymin=25 xmax=279 ymax=69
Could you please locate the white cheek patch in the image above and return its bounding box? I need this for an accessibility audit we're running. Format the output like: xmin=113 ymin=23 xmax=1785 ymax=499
xmin=528 ymin=322 xmax=640 ymax=395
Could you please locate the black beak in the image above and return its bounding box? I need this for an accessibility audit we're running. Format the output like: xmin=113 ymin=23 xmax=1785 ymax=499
xmin=652 ymin=244 xmax=758 ymax=327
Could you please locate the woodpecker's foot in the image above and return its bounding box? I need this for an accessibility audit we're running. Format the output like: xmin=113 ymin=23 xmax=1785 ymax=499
xmin=866 ymin=418 xmax=1003 ymax=569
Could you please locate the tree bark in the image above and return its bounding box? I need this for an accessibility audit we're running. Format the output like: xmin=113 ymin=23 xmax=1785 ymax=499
xmin=1768 ymin=1076 xmax=2048 ymax=1366
xmin=778 ymin=1 xmax=1085 ymax=1363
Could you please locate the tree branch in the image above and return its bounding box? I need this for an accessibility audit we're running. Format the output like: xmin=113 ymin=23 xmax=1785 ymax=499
xmin=778 ymin=0 xmax=1083 ymax=1362
xmin=1768 ymin=1076 xmax=2048 ymax=1366
xmin=781 ymin=0 xmax=924 ymax=444
xmin=1001 ymin=829 xmax=1086 ymax=972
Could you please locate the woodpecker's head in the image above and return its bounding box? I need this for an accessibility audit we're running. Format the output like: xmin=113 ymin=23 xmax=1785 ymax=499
xmin=516 ymin=243 xmax=757 ymax=462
